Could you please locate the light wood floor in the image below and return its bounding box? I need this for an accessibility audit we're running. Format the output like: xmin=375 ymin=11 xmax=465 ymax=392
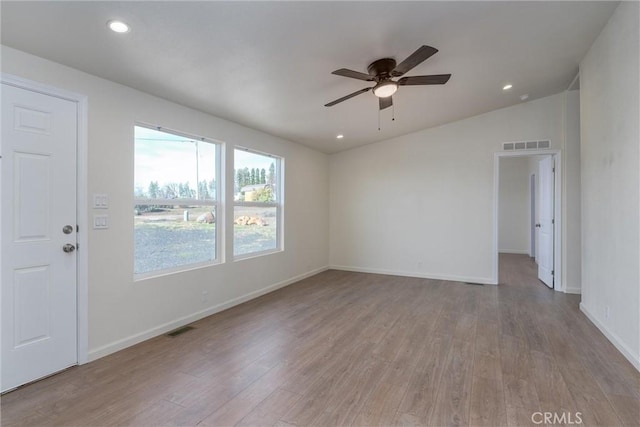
xmin=2 ymin=254 xmax=639 ymax=426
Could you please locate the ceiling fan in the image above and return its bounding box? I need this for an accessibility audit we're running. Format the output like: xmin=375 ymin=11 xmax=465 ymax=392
xmin=324 ymin=45 xmax=451 ymax=111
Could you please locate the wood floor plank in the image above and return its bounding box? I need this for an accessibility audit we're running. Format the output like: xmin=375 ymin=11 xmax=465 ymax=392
xmin=555 ymin=363 xmax=624 ymax=426
xmin=352 ymin=381 xmax=406 ymax=427
xmin=395 ymin=334 xmax=453 ymax=422
xmin=236 ymin=388 xmax=302 ymax=427
xmin=279 ymin=343 xmax=377 ymax=425
xmin=469 ymin=376 xmax=508 ymax=427
xmin=311 ymin=356 xmax=390 ymax=426
xmin=427 ymin=332 xmax=476 ymax=426
xmin=529 ymin=351 xmax=581 ymax=421
xmin=198 ymin=366 xmax=280 ymax=426
xmin=121 ymin=399 xmax=185 ymax=427
xmin=499 ymin=334 xmax=542 ymax=427
xmin=605 ymin=394 xmax=640 ymax=426
xmin=469 ymin=324 xmax=507 ymax=427
xmin=2 ymin=254 xmax=638 ymax=427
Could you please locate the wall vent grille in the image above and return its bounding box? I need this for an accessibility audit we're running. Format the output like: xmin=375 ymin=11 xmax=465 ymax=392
xmin=502 ymin=140 xmax=551 ymax=151
xmin=166 ymin=326 xmax=195 ymax=337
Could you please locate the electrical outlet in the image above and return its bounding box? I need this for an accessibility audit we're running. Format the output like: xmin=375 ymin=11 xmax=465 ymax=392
xmin=201 ymin=290 xmax=209 ymax=303
xmin=605 ymin=306 xmax=610 ymax=319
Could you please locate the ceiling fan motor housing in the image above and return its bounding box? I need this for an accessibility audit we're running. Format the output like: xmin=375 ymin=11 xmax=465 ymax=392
xmin=367 ymin=58 xmax=397 ymax=80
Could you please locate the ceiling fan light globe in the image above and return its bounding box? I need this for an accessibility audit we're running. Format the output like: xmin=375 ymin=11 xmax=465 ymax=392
xmin=373 ymin=81 xmax=398 ymax=98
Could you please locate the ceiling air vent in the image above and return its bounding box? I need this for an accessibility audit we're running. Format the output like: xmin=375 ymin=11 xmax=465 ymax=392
xmin=538 ymin=140 xmax=550 ymax=149
xmin=502 ymin=140 xmax=551 ymax=151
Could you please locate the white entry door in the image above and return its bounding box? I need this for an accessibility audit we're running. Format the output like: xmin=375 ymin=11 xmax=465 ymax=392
xmin=1 ymin=83 xmax=78 ymax=392
xmin=537 ymin=156 xmax=555 ymax=288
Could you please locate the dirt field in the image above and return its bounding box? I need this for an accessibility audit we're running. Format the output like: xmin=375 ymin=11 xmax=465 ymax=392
xmin=134 ymin=206 xmax=276 ymax=274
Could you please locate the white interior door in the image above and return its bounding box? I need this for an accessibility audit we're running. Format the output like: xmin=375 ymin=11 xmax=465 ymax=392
xmin=537 ymin=156 xmax=554 ymax=288
xmin=1 ymin=83 xmax=78 ymax=392
xmin=530 ymin=173 xmax=536 ymax=258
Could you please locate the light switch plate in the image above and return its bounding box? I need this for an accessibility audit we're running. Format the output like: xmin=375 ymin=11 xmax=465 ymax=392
xmin=93 ymin=214 xmax=109 ymax=229
xmin=93 ymin=193 xmax=109 ymax=209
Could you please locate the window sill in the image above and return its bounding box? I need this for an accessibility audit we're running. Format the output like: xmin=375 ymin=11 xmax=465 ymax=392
xmin=134 ymin=259 xmax=221 ymax=282
xmin=233 ymin=248 xmax=283 ymax=263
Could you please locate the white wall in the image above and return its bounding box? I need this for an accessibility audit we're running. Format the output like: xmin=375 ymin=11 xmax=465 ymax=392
xmin=498 ymin=157 xmax=530 ymax=254
xmin=330 ymin=93 xmax=567 ymax=284
xmin=1 ymin=46 xmax=330 ymax=360
xmin=563 ymin=90 xmax=582 ymax=293
xmin=579 ymin=1 xmax=640 ymax=370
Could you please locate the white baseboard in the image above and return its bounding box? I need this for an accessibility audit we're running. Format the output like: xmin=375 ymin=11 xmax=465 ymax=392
xmin=88 ymin=266 xmax=329 ymax=362
xmin=329 ymin=264 xmax=497 ymax=285
xmin=498 ymin=249 xmax=530 ymax=255
xmin=564 ymin=287 xmax=582 ymax=294
xmin=580 ymin=302 xmax=640 ymax=372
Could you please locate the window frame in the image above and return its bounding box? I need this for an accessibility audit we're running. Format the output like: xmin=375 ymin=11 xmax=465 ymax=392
xmin=133 ymin=124 xmax=223 ymax=280
xmin=233 ymin=146 xmax=284 ymax=260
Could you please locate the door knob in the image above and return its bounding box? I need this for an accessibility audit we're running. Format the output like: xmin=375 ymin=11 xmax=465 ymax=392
xmin=63 ymin=244 xmax=76 ymax=253
xmin=535 ymin=223 xmax=541 ymax=228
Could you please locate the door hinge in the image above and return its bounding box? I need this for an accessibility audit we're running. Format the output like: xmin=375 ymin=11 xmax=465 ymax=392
xmin=552 ymin=219 xmax=555 ymax=225
xmin=77 ymin=225 xmax=79 ymax=232
xmin=552 ymin=167 xmax=555 ymax=173
xmin=551 ymin=270 xmax=555 ymax=276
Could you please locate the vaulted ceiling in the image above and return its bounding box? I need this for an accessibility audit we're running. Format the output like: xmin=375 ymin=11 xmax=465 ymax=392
xmin=1 ymin=1 xmax=617 ymax=153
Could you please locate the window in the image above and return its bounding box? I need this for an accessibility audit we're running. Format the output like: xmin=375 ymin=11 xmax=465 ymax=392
xmin=134 ymin=125 xmax=220 ymax=277
xmin=234 ymin=148 xmax=282 ymax=257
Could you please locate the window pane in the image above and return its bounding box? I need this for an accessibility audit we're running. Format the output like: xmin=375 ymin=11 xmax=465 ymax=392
xmin=234 ymin=149 xmax=277 ymax=202
xmin=134 ymin=125 xmax=218 ymax=276
xmin=135 ymin=126 xmax=217 ymax=201
xmin=234 ymin=206 xmax=277 ymax=256
xmin=134 ymin=206 xmax=216 ymax=274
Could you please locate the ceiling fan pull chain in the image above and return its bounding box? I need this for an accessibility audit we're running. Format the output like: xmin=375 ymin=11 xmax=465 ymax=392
xmin=378 ymin=109 xmax=381 ymax=131
xmin=392 ymin=104 xmax=395 ymax=121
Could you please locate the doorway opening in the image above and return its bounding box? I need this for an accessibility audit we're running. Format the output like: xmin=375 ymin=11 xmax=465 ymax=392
xmin=493 ymin=150 xmax=563 ymax=291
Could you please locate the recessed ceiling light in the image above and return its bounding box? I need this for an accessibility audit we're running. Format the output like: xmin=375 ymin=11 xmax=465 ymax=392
xmin=520 ymin=94 xmax=529 ymax=101
xmin=336 ymin=134 xmax=344 ymax=139
xmin=108 ymin=20 xmax=130 ymax=33
xmin=503 ymin=84 xmax=513 ymax=91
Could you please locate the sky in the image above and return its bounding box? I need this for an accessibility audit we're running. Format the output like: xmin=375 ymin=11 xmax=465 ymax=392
xmin=134 ymin=126 xmax=277 ymax=194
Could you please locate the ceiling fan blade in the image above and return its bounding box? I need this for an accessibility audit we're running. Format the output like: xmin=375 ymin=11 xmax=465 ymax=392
xmin=397 ymin=74 xmax=451 ymax=86
xmin=391 ymin=45 xmax=438 ymax=77
xmin=331 ymin=68 xmax=375 ymax=81
xmin=379 ymin=96 xmax=393 ymax=110
xmin=324 ymin=87 xmax=372 ymax=107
